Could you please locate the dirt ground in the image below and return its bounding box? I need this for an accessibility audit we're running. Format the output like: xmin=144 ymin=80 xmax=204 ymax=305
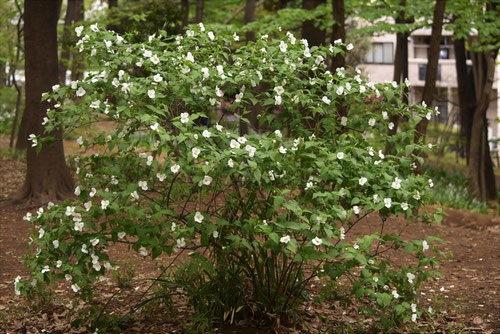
xmin=1 ymin=156 xmax=500 ymax=333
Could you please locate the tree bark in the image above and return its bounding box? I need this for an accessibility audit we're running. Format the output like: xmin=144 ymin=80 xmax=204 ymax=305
xmin=179 ymin=0 xmax=190 ymax=32
xmin=301 ymin=0 xmax=326 ymax=47
xmin=108 ymin=0 xmax=118 ymax=8
xmin=330 ymin=0 xmax=345 ymax=72
xmin=468 ymin=49 xmax=498 ymax=200
xmin=414 ymin=0 xmax=447 ymax=144
xmin=453 ymin=37 xmax=475 ymax=162
xmin=59 ymin=0 xmax=84 ymax=85
xmin=195 ymin=0 xmax=204 ymax=23
xmin=16 ymin=0 xmax=74 ymax=205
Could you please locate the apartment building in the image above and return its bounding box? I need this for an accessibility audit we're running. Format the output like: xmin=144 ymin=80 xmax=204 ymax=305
xmin=360 ymin=28 xmax=500 ymax=140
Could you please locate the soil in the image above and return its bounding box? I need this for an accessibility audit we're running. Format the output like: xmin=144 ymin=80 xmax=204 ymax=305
xmin=1 ymin=156 xmax=500 ymax=333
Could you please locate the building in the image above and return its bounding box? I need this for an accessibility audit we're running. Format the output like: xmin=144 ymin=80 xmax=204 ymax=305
xmin=360 ymin=28 xmax=499 ymax=141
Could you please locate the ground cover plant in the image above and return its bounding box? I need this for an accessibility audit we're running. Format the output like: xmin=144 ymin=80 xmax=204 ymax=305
xmin=16 ymin=23 xmax=445 ymax=331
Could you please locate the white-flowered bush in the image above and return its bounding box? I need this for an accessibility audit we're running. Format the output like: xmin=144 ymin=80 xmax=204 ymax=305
xmin=19 ymin=23 xmax=444 ymax=327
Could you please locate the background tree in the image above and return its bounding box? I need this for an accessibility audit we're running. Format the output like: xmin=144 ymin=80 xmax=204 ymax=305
xmin=16 ymin=0 xmax=74 ymax=204
xmin=59 ymin=0 xmax=84 ymax=84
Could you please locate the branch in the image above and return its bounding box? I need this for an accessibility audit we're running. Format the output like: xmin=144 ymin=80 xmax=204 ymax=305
xmin=223 ymin=0 xmax=264 ymax=25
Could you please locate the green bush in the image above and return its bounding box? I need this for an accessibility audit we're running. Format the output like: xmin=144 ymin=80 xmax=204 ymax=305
xmin=19 ymin=23 xmax=443 ymax=329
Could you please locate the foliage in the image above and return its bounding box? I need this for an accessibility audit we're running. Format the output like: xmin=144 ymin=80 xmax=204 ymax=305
xmin=425 ymin=164 xmax=490 ymax=214
xmin=0 ymin=86 xmax=19 ymax=135
xmin=106 ymin=0 xmax=181 ymax=42
xmin=19 ymin=22 xmax=443 ymax=330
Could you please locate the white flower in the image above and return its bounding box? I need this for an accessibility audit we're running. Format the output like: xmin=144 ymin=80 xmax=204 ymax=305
xmin=228 ymin=159 xmax=234 ymax=168
xmin=130 ymin=191 xmax=139 ymax=201
xmin=71 ymin=284 xmax=80 ymax=293
xmin=303 ymin=48 xmax=311 ymax=57
xmin=426 ymin=112 xmax=432 ymax=120
xmin=185 ymin=52 xmax=194 ymax=62
xmin=81 ymin=244 xmax=88 ymax=254
xmin=315 ymin=55 xmax=324 ymax=65
xmin=74 ymin=186 xmax=81 ymax=196
xmin=378 ymin=150 xmax=385 ymax=159
xmin=422 ymin=240 xmax=429 ymax=251
xmin=74 ymin=221 xmax=84 ymax=232
xmin=202 ymin=129 xmax=211 ymax=138
xmin=279 ymin=146 xmax=287 ymax=154
xmin=312 ymin=237 xmax=323 ymax=246
xmin=359 ymin=85 xmax=366 ymax=93
xmin=207 ymin=31 xmax=215 ymax=40
xmin=201 ymin=175 xmax=212 ymax=186
xmin=216 ymin=124 xmax=223 ymax=131
xmin=171 ymin=164 xmax=180 ymax=173
xmin=280 ymin=235 xmax=291 ymax=244
xmin=148 ymin=89 xmax=156 ymax=99
xmin=238 ymin=136 xmax=247 ymax=144
xmin=199 ymin=22 xmax=205 ymax=31
xmin=353 ymin=206 xmax=360 ymax=214
xmin=89 ymin=188 xmax=97 ymax=197
xmin=336 ymin=86 xmax=344 ymax=95
xmin=176 ymin=238 xmax=186 ymax=248
xmin=150 ymin=123 xmax=159 ymax=132
xmin=118 ymin=231 xmax=126 ymax=239
xmin=401 ymin=202 xmax=409 ymax=211
xmin=382 ymin=111 xmax=388 ymax=120
xmin=157 ymin=173 xmax=166 ymax=182
xmin=391 ymin=177 xmax=402 ymax=190
xmin=353 ymin=244 xmax=360 ymax=250
xmin=392 ymin=289 xmax=399 ymax=299
xmin=41 ymin=117 xmax=49 ymax=125
xmin=428 ymin=179 xmax=434 ymax=188
xmin=341 ymin=116 xmax=348 ymax=126
xmin=339 ymin=227 xmax=345 ymax=240
xmin=91 ymin=238 xmax=99 ymax=246
xmin=90 ymin=23 xmax=99 ymax=32
xmin=368 ymin=118 xmax=376 ymax=127
xmin=213 ymin=230 xmax=219 ymax=238
xmin=28 ymin=134 xmax=37 ymax=147
xmin=230 ymin=139 xmax=240 ymax=149
xmin=279 ymin=41 xmax=288 ymax=52
xmin=274 ymin=86 xmax=285 ymax=95
xmin=346 ymin=43 xmax=354 ymax=50
xmin=180 ymin=112 xmax=190 ymax=124
xmin=322 ymin=96 xmax=331 ymax=105
xmin=139 ymin=246 xmax=148 ymax=257
xmin=75 ymin=26 xmax=84 ymax=37
xmin=138 ymin=181 xmax=148 ymax=191
xmin=76 ymin=136 xmax=84 ymax=146
xmin=192 ymin=147 xmax=201 ymax=158
xmin=201 ymin=67 xmax=209 ymax=78
xmin=53 ymin=240 xmax=59 ymax=249
xmin=76 ymin=87 xmax=86 ymax=96
xmin=388 ymin=122 xmax=394 ymax=130
xmin=384 ymin=198 xmax=392 ymax=208
xmin=233 ymin=32 xmax=239 ymax=41
xmin=337 ymin=152 xmax=344 ymax=160
xmin=194 ymin=211 xmax=204 ymax=223
xmin=153 ymin=74 xmax=163 ymax=82
xmin=65 ymin=206 xmax=76 ymax=216
xmin=245 ymin=145 xmax=257 ymax=157
xmin=274 ymin=95 xmax=282 ymax=105
xmin=150 ymin=54 xmax=160 ymax=64
xmin=411 ymin=313 xmax=417 ymax=323
xmin=407 ymin=273 xmax=416 ymax=284
xmin=38 ymin=228 xmax=45 ymax=239
xmin=359 ymin=177 xmax=367 ymax=186
xmin=101 ymin=200 xmax=110 ymax=210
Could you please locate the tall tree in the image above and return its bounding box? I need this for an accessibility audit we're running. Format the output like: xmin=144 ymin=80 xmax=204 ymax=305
xmin=59 ymin=0 xmax=84 ymax=84
xmin=330 ymin=0 xmax=345 ymax=71
xmin=16 ymin=0 xmax=74 ymax=204
xmin=195 ymin=0 xmax=204 ymax=23
xmin=302 ymin=0 xmax=326 ymax=47
xmin=414 ymin=0 xmax=447 ymax=144
xmin=179 ymin=0 xmax=190 ymax=32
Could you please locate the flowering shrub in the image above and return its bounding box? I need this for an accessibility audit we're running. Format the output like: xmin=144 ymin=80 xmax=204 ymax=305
xmin=19 ymin=22 xmax=443 ymax=328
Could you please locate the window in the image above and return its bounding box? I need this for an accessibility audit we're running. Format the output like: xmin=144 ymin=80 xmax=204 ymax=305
xmin=418 ymin=64 xmax=441 ymax=81
xmin=364 ymin=42 xmax=394 ymax=64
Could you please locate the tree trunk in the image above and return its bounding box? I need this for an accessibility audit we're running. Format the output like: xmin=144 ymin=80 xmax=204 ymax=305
xmin=414 ymin=0 xmax=447 ymax=144
xmin=330 ymin=0 xmax=345 ymax=72
xmin=59 ymin=0 xmax=84 ymax=85
xmin=301 ymin=0 xmax=326 ymax=47
xmin=195 ymin=0 xmax=204 ymax=23
xmin=70 ymin=0 xmax=85 ymax=81
xmin=244 ymin=0 xmax=257 ymax=43
xmin=453 ymin=37 xmax=475 ymax=162
xmin=16 ymin=0 xmax=74 ymax=205
xmin=108 ymin=0 xmax=118 ymax=8
xmin=239 ymin=0 xmax=258 ymax=135
xmin=179 ymin=0 xmax=190 ymax=32
xmin=468 ymin=49 xmax=498 ymax=200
